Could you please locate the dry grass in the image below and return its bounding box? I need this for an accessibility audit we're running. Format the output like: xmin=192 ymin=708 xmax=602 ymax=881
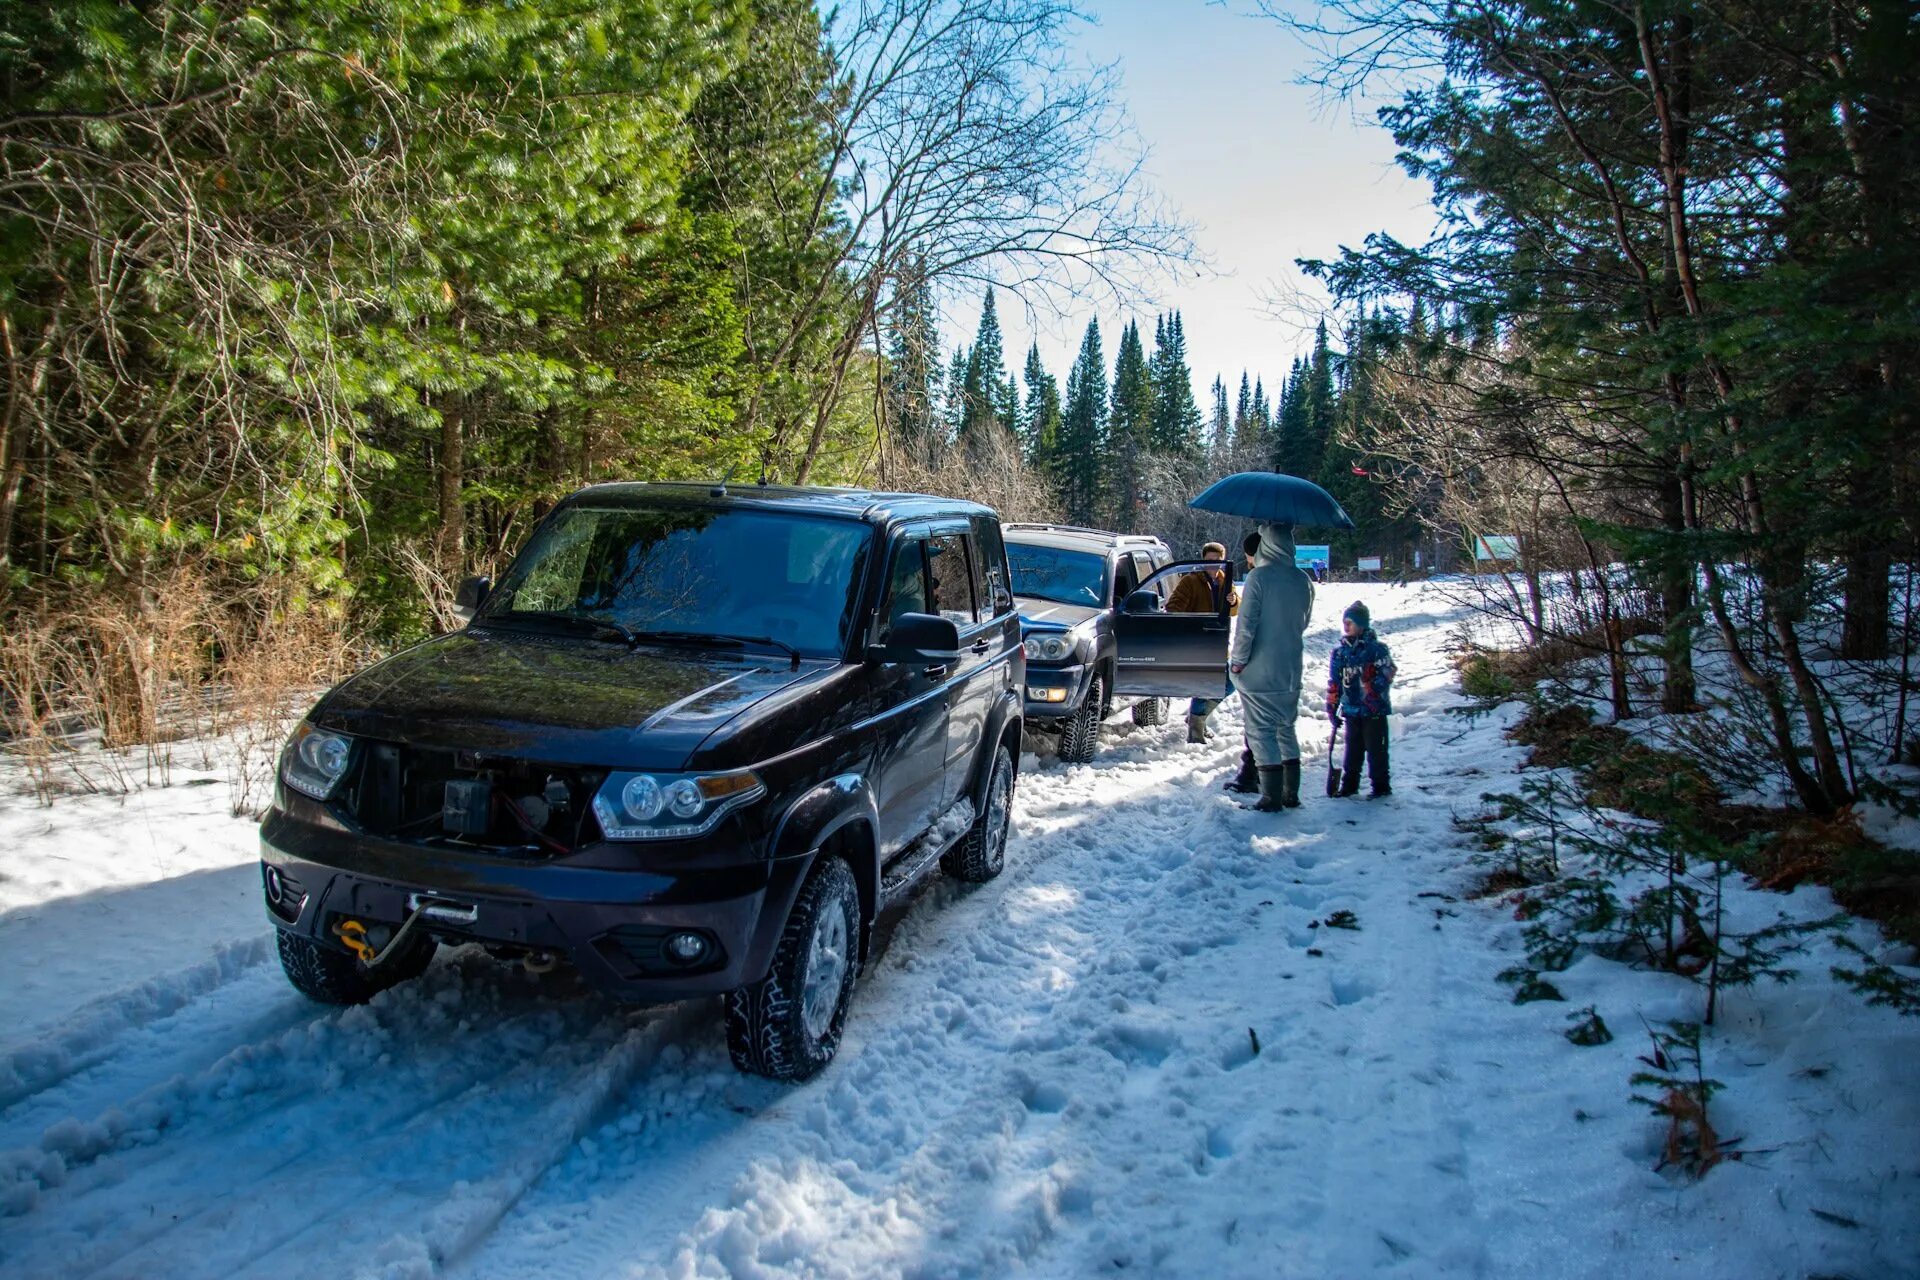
xmin=1 ymin=573 xmax=361 ymax=811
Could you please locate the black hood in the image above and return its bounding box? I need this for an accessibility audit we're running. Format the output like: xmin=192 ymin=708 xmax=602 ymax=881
xmin=311 ymin=629 xmax=820 ymax=770
xmin=1015 ymin=596 xmax=1103 ymax=629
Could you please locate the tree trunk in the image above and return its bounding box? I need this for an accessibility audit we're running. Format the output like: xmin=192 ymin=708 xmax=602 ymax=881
xmin=1657 ymin=471 xmax=1697 ymax=711
xmin=1839 ymin=460 xmax=1892 ymax=660
xmin=436 ymin=391 xmax=466 ymax=576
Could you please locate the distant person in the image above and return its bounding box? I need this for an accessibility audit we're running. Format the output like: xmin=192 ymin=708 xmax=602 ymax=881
xmin=1221 ymin=532 xmax=1262 ymax=793
xmin=1325 ymin=600 xmax=1396 ymax=798
xmin=1228 ymin=523 xmax=1315 ymax=811
xmin=1169 ymin=542 xmax=1238 ymax=743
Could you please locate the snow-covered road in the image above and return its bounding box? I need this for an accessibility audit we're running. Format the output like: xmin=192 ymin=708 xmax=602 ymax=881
xmin=1 ymin=584 xmax=1913 ymax=1279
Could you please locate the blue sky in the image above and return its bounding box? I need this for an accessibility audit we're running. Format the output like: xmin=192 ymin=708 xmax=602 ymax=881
xmin=953 ymin=0 xmax=1436 ymax=404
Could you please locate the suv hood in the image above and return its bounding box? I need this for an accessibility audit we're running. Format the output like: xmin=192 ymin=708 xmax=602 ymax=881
xmin=1015 ymin=596 xmax=1104 ymax=630
xmin=311 ymin=629 xmax=818 ymax=770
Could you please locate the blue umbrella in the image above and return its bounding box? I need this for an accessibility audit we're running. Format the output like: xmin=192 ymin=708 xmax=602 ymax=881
xmin=1188 ymin=471 xmax=1355 ymax=529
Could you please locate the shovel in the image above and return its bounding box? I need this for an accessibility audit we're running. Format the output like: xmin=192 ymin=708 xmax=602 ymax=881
xmin=1326 ymin=717 xmax=1343 ymax=797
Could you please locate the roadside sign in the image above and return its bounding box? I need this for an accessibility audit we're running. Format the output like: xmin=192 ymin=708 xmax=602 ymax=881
xmin=1295 ymin=545 xmax=1330 ymax=571
xmin=1475 ymin=535 xmax=1520 ymax=561
xmin=1357 ymin=556 xmax=1383 ymax=572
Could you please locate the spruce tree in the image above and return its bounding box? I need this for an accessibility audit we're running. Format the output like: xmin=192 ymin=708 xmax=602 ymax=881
xmin=1022 ymin=342 xmax=1063 ymax=473
xmin=1209 ymin=376 xmax=1232 ymax=456
xmin=959 ymin=288 xmax=1010 ymax=455
xmin=1233 ymin=372 xmax=1254 ymax=447
xmin=1147 ymin=311 xmax=1203 ymax=457
xmin=1058 ymin=320 xmax=1108 ymax=526
xmin=884 ymin=252 xmax=941 ymax=465
xmin=1107 ymin=320 xmax=1154 ymax=532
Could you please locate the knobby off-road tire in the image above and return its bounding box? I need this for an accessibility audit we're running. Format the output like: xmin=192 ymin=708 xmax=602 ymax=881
xmin=943 ymin=745 xmax=1014 ymax=882
xmin=727 ymin=856 xmax=860 ymax=1082
xmin=1131 ymin=696 xmax=1170 ymax=727
xmin=276 ymin=928 xmax=436 ymax=1006
xmin=1058 ymin=675 xmax=1104 ymax=765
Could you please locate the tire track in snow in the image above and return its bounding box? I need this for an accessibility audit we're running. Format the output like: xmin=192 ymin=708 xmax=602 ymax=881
xmin=0 ymin=949 xmax=713 ymax=1280
xmin=0 ymin=934 xmax=274 ymax=1113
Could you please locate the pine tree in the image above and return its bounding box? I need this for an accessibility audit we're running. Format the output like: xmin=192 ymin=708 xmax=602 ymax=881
xmin=1107 ymin=320 xmax=1153 ymax=531
xmin=1022 ymin=342 xmax=1063 ymax=470
xmin=1298 ymin=320 xmax=1336 ymax=479
xmin=959 ymin=287 xmax=1009 ymax=454
xmin=1209 ymin=376 xmax=1231 ymax=456
xmin=942 ymin=344 xmax=972 ymax=447
xmin=884 ymin=252 xmax=941 ymax=465
xmin=1058 ymin=320 xmax=1108 ymax=525
xmin=1233 ymin=372 xmax=1254 ymax=447
xmin=1147 ymin=311 xmax=1203 ymax=457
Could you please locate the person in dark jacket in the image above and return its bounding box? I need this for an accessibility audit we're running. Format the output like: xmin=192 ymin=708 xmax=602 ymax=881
xmin=1325 ymin=600 xmax=1395 ymax=798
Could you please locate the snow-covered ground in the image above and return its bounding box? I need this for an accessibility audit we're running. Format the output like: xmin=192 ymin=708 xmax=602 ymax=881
xmin=1 ymin=583 xmax=1914 ymax=1279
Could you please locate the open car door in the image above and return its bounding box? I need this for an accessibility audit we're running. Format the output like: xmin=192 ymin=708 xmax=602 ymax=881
xmin=1111 ymin=560 xmax=1235 ymax=699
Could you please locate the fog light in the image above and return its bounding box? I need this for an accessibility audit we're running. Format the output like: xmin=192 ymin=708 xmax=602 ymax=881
xmin=663 ymin=932 xmax=708 ymax=965
xmin=265 ymin=867 xmax=285 ymax=905
xmin=1028 ymin=686 xmax=1068 ymax=704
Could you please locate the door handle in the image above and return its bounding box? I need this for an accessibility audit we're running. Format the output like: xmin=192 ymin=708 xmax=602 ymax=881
xmin=924 ymin=663 xmax=952 ymax=678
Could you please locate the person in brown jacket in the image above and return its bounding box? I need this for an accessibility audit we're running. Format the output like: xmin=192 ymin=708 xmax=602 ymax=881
xmin=1168 ymin=542 xmax=1238 ymax=743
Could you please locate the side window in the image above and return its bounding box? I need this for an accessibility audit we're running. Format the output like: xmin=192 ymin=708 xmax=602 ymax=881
xmin=927 ymin=533 xmax=978 ymax=626
xmin=1130 ymin=552 xmax=1160 ymax=600
xmin=881 ymin=538 xmax=929 ymax=637
xmin=1112 ymin=555 xmax=1139 ymax=605
xmin=972 ymin=518 xmax=1013 ymax=618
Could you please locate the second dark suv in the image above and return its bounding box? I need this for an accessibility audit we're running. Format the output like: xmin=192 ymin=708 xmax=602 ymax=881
xmin=1004 ymin=523 xmax=1234 ymax=763
xmin=259 ymin=483 xmax=1023 ymax=1080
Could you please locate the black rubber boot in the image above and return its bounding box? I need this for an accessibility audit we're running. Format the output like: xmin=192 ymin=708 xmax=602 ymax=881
xmin=1248 ymin=765 xmax=1287 ymax=812
xmin=1222 ymin=748 xmax=1258 ymax=793
xmin=1280 ymin=759 xmax=1302 ymax=808
xmin=1187 ymin=714 xmax=1210 ymax=745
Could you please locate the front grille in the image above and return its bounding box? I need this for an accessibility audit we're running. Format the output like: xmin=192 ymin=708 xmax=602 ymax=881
xmin=342 ymin=742 xmax=602 ymax=855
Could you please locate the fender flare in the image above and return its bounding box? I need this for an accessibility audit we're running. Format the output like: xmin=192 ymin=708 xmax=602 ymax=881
xmin=768 ymin=773 xmax=882 ymax=949
xmin=966 ymin=688 xmax=1023 ymax=805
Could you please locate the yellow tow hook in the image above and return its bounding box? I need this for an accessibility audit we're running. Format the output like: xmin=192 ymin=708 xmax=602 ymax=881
xmin=334 ymin=919 xmax=377 ymax=964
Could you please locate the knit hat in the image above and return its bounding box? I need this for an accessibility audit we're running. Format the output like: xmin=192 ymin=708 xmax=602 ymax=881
xmin=1344 ymin=600 xmax=1371 ymax=630
xmin=1242 ymin=532 xmax=1262 ymax=558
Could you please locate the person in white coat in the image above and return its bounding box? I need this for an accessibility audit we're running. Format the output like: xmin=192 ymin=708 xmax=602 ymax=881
xmin=1228 ymin=523 xmax=1315 ymax=810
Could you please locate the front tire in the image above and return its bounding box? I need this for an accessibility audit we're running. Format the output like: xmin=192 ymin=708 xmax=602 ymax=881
xmin=727 ymin=856 xmax=860 ymax=1081
xmin=276 ymin=928 xmax=436 ymax=1006
xmin=1131 ymin=696 xmax=1170 ymax=727
xmin=944 ymin=744 xmax=1014 ymax=882
xmin=1058 ymin=675 xmax=1103 ymax=764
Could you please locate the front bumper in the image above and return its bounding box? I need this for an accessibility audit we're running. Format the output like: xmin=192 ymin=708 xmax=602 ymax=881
xmin=258 ymin=805 xmax=810 ymax=1002
xmin=1023 ymin=660 xmax=1094 ymax=722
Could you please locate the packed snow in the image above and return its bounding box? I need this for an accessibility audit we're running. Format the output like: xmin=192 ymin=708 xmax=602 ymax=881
xmin=1 ymin=582 xmax=1914 ymax=1279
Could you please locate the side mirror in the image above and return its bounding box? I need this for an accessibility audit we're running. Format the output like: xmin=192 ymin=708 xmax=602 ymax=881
xmin=868 ymin=612 xmax=962 ymax=664
xmin=452 ymin=575 xmax=491 ymax=625
xmin=1122 ymin=588 xmax=1163 ymax=616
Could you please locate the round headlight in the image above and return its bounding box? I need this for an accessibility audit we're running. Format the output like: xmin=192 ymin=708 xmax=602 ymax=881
xmin=298 ymin=731 xmax=351 ymax=780
xmin=621 ymin=775 xmax=665 ymax=821
xmin=665 ymin=778 xmax=704 ymax=820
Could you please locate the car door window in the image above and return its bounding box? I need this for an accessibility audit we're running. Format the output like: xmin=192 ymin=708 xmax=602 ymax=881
xmin=1130 ymin=552 xmax=1160 ymax=602
xmin=1111 ymin=555 xmax=1139 ymax=606
xmin=927 ymin=533 xmax=978 ymax=627
xmin=972 ymin=519 xmax=1013 ymax=618
xmin=881 ymin=538 xmax=930 ymax=639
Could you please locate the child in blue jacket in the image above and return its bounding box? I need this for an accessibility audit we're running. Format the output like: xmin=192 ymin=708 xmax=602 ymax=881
xmin=1325 ymin=601 xmax=1395 ymax=798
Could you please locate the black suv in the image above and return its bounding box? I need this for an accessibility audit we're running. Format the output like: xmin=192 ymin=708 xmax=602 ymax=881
xmin=259 ymin=483 xmax=1024 ymax=1080
xmin=1004 ymin=523 xmax=1234 ymax=763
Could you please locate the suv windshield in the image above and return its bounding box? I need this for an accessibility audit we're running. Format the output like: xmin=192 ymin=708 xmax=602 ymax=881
xmin=1006 ymin=543 xmax=1108 ymax=608
xmin=479 ymin=505 xmax=874 ymax=659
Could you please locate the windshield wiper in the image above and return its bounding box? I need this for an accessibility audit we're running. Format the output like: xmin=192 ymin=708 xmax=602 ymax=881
xmin=631 ymin=629 xmax=804 ymax=669
xmin=483 ymin=610 xmax=639 ymax=647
